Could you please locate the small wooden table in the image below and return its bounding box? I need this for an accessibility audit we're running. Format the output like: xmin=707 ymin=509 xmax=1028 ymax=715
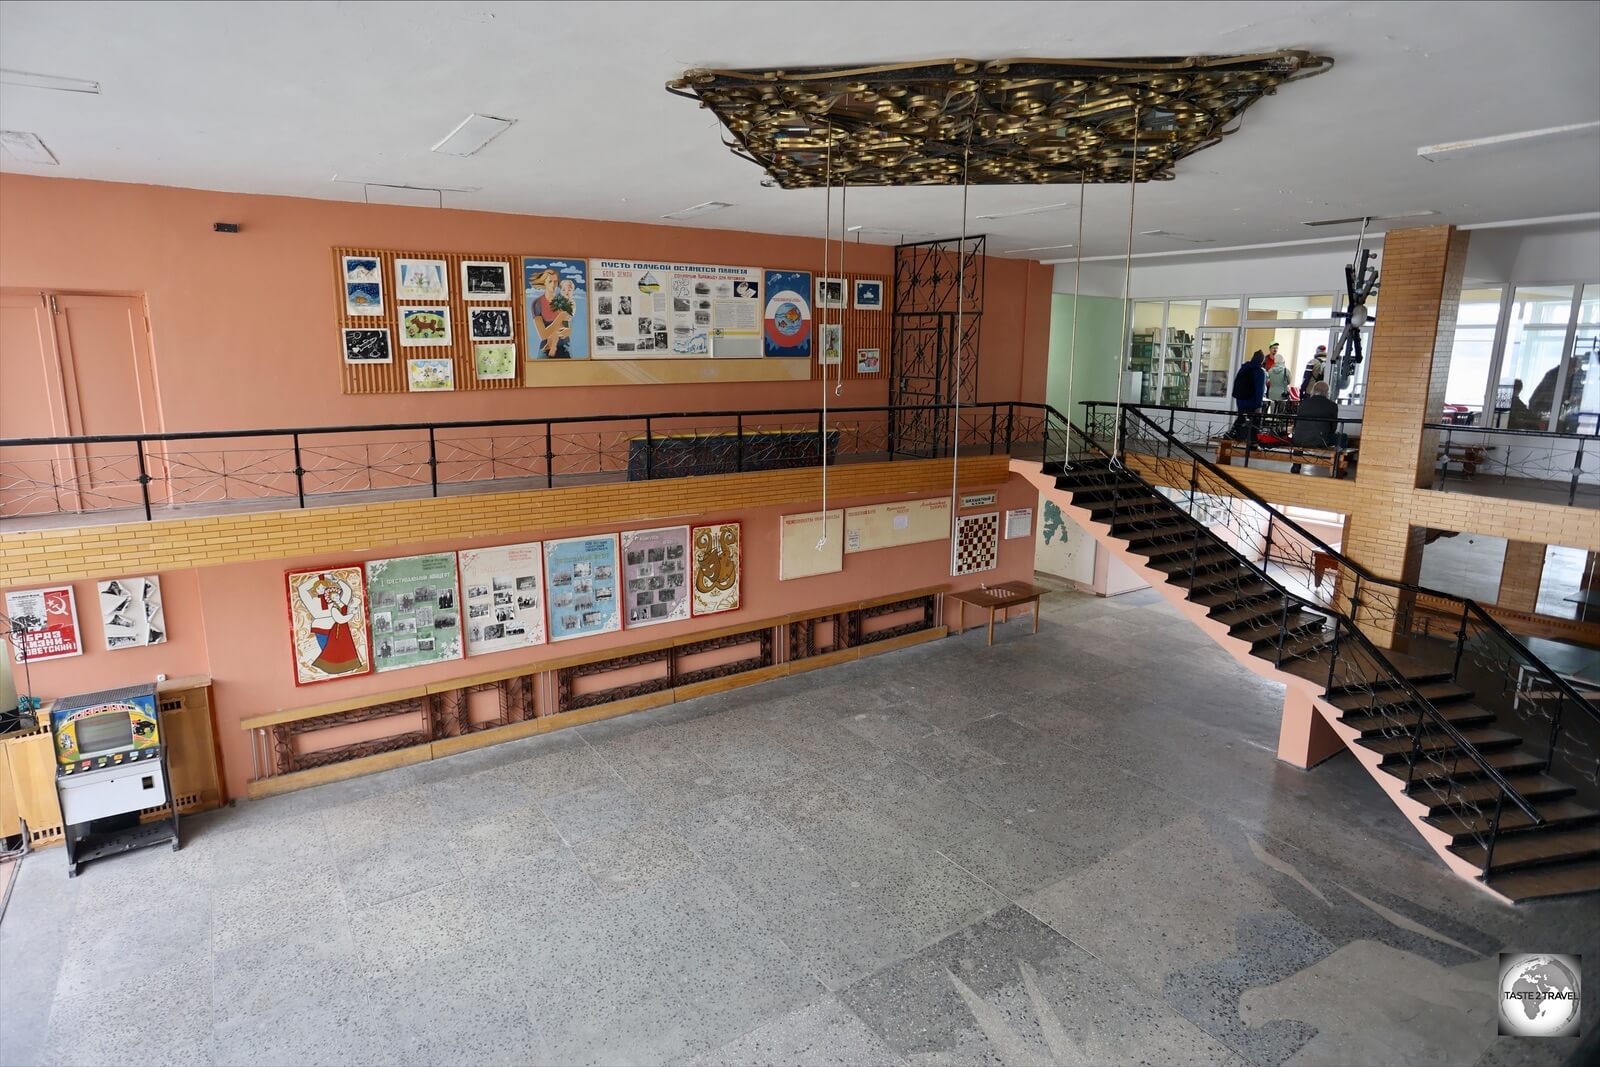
xmin=950 ymin=581 xmax=1047 ymax=646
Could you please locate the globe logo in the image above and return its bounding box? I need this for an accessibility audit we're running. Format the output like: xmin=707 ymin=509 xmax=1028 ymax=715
xmin=1498 ymin=953 xmax=1581 ymax=1037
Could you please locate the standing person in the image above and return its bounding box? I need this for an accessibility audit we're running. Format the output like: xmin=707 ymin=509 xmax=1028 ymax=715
xmin=1300 ymin=345 xmax=1328 ymax=394
xmin=1265 ymin=345 xmax=1291 ymax=410
xmin=1227 ymin=351 xmax=1267 ymax=441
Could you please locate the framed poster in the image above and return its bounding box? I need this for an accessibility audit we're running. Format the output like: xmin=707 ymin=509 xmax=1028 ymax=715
xmin=285 ymin=566 xmax=371 ymax=685
xmin=5 ymin=585 xmax=82 ymax=663
xmin=674 ymin=264 xmax=762 ymax=357
xmin=459 ymin=542 xmax=546 ymax=655
xmin=690 ymin=522 xmax=742 ymax=617
xmin=399 ymin=306 xmax=451 ymax=347
xmin=953 ymin=512 xmax=1001 ymax=576
xmin=395 ymin=258 xmax=448 ymax=300
xmin=461 ymin=260 xmax=511 ymax=300
xmin=620 ymin=526 xmax=690 ymax=628
xmin=98 ymin=576 xmax=166 ymax=650
xmin=589 ymin=260 xmax=671 ymax=357
xmin=1005 ymin=507 xmax=1034 ymax=540
xmin=845 ymin=498 xmax=951 ymax=553
xmin=343 ymin=327 xmax=393 ymax=364
xmin=524 ymin=257 xmax=588 ymax=360
xmin=544 ymin=535 xmax=622 ymax=641
xmin=342 ymin=255 xmax=384 ymax=316
xmin=365 ymin=553 xmax=463 ymax=672
xmin=407 ymin=358 xmax=455 ymax=391
xmin=779 ymin=510 xmax=843 ymax=580
xmin=589 ymin=260 xmax=761 ymax=358
xmin=856 ymin=347 xmax=881 ymax=374
xmin=854 ymin=279 xmax=884 ymax=311
xmin=819 ymin=324 xmax=842 ymax=366
xmin=468 ymin=306 xmax=514 ymax=342
xmin=473 ymin=343 xmax=517 ymax=380
xmin=816 ymin=277 xmax=846 ymax=310
xmin=763 ymin=270 xmax=813 ymax=358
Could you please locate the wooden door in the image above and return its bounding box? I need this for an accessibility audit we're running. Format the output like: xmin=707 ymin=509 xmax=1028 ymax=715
xmin=0 ymin=290 xmax=71 ymax=514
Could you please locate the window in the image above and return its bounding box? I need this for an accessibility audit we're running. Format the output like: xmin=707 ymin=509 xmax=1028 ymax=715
xmin=1203 ymin=298 xmax=1240 ymax=327
xmin=1500 ymin=286 xmax=1576 ymax=430
xmin=1443 ymin=288 xmax=1504 ymax=419
xmin=1246 ymin=294 xmax=1335 ymax=320
xmin=1562 ymin=284 xmax=1599 ymax=434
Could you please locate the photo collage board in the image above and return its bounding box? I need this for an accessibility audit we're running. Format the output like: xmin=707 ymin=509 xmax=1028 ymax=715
xmin=335 ymin=246 xmax=891 ymax=393
xmin=366 ymin=552 xmax=465 ymax=673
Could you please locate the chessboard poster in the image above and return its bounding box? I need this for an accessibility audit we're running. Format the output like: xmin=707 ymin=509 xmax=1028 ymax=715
xmin=524 ymin=257 xmax=589 ymax=360
xmin=5 ymin=585 xmax=83 ymax=663
xmin=365 ymin=553 xmax=463 ymax=672
xmin=690 ymin=522 xmax=742 ymax=616
xmin=459 ymin=542 xmax=546 ymax=655
xmin=285 ymin=566 xmax=370 ymax=685
xmin=98 ymin=576 xmax=166 ymax=650
xmin=544 ymin=534 xmax=622 ymax=641
xmin=953 ymin=511 xmax=1001 ymax=576
xmin=620 ymin=526 xmax=690 ymax=628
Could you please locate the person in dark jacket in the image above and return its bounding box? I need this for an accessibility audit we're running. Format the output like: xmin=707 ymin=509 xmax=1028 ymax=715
xmin=1226 ymin=351 xmax=1267 ymax=441
xmin=1290 ymin=380 xmax=1342 ymax=473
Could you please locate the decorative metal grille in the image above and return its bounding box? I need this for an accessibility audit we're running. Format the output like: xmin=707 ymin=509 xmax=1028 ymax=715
xmin=890 ymin=235 xmax=985 ymax=459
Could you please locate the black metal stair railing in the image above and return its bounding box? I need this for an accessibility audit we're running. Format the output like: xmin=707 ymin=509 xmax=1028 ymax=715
xmin=1039 ymin=402 xmax=1600 ymax=881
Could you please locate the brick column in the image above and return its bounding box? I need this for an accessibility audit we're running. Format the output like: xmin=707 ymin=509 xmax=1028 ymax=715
xmin=1497 ymin=540 xmax=1547 ymax=613
xmin=1339 ymin=225 xmax=1470 ymax=647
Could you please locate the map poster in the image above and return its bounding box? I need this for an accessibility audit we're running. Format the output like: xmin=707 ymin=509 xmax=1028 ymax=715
xmin=690 ymin=521 xmax=742 ymax=616
xmin=673 ymin=264 xmax=762 ymax=357
xmin=524 ymin=257 xmax=588 ymax=360
xmin=459 ymin=542 xmax=546 ymax=655
xmin=763 ymin=269 xmax=813 ymax=357
xmin=544 ymin=534 xmax=622 ymax=641
xmin=5 ymin=585 xmax=83 ymax=663
xmin=365 ymin=552 xmax=463 ymax=672
xmin=285 ymin=566 xmax=370 ymax=685
xmin=589 ymin=260 xmax=674 ymax=357
xmin=620 ymin=526 xmax=690 ymax=628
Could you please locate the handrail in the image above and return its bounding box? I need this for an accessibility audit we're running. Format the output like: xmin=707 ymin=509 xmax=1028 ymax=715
xmin=1052 ymin=405 xmax=1547 ymax=826
xmin=1424 ymin=421 xmax=1600 ymax=442
xmin=1081 ymin=398 xmax=1365 ymax=432
xmin=1111 ymin=405 xmax=1597 ymax=723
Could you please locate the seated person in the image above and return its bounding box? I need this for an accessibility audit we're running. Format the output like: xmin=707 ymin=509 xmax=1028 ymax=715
xmin=1290 ymin=381 xmax=1343 ymax=473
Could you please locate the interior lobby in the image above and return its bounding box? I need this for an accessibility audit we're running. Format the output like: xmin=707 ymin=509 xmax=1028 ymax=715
xmin=1 ymin=3 xmax=1597 ymax=1065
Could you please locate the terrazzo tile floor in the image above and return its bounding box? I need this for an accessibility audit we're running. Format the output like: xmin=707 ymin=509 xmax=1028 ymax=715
xmin=1 ymin=583 xmax=1596 ymax=1066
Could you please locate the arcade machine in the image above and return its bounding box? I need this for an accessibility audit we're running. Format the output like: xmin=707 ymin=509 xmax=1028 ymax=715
xmin=50 ymin=682 xmax=181 ymax=876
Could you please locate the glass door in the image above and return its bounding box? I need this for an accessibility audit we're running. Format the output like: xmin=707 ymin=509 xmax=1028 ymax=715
xmin=1196 ymin=328 xmax=1236 ymax=405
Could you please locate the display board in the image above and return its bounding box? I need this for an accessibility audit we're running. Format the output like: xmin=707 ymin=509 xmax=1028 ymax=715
xmin=459 ymin=542 xmax=546 ymax=655
xmin=844 ymin=497 xmax=951 ymax=554
xmin=588 ymin=260 xmax=762 ymax=358
xmin=544 ymin=535 xmax=622 ymax=641
xmin=808 ymin=270 xmax=891 ymax=383
xmin=620 ymin=526 xmax=690 ymax=627
xmin=334 ymin=246 xmax=523 ymax=394
xmin=365 ymin=553 xmax=464 ymax=672
xmin=953 ymin=512 xmax=1001 ymax=576
xmin=690 ymin=522 xmax=742 ymax=616
xmin=5 ymin=585 xmax=83 ymax=663
xmin=779 ymin=510 xmax=844 ymax=580
xmin=285 ymin=566 xmax=371 ymax=685
xmin=524 ymin=257 xmax=589 ymax=360
xmin=98 ymin=576 xmax=166 ymax=650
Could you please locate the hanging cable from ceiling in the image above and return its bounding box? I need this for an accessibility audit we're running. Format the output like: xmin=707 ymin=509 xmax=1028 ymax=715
xmin=948 ymin=117 xmax=974 ymax=573
xmin=1062 ymin=156 xmax=1088 ymax=471
xmin=836 ymin=179 xmax=847 ymax=398
xmin=1110 ymin=107 xmax=1142 ymax=468
xmin=816 ymin=124 xmax=835 ymax=552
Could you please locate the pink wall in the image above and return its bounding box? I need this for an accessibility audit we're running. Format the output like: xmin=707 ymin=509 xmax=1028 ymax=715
xmin=0 ymin=174 xmax=1051 ymax=434
xmin=13 ymin=473 xmax=1038 ymax=797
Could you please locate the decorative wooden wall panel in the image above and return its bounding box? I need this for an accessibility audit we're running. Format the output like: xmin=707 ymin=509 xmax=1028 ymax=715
xmin=811 ymin=269 xmax=890 ymax=382
xmin=334 ymin=246 xmax=524 ymax=395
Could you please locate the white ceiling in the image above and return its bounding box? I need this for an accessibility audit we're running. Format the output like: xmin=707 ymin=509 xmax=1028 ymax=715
xmin=2 ymin=0 xmax=1597 ymax=257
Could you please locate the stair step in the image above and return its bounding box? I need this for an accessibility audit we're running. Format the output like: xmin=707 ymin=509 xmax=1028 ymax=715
xmin=1192 ymin=582 xmax=1278 ymax=609
xmin=1232 ymin=613 xmax=1328 ymax=647
xmin=1089 ymin=497 xmax=1177 ymax=521
xmin=1149 ymin=548 xmax=1238 ymax=577
xmin=1212 ymin=599 xmax=1295 ymax=629
xmin=1117 ymin=520 xmax=1197 ymax=547
xmin=1063 ymin=479 xmax=1147 ymax=501
xmin=1451 ymin=826 xmax=1600 ymax=873
xmin=1357 ymin=726 xmax=1524 ymax=762
xmin=1485 ymin=860 xmax=1600 ymax=902
xmin=1341 ymin=701 xmax=1497 ymax=736
xmin=1188 ymin=567 xmax=1264 ymax=596
xmin=1426 ymin=798 xmax=1600 ymax=841
xmin=1381 ymin=747 xmax=1546 ymax=785
xmin=1328 ymin=680 xmax=1476 ymax=712
xmin=1426 ymin=774 xmax=1576 ymax=815
xmin=1141 ymin=534 xmax=1216 ymax=564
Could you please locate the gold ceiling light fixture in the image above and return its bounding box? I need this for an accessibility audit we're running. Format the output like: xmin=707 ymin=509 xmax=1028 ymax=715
xmin=667 ymin=53 xmax=1332 ymax=189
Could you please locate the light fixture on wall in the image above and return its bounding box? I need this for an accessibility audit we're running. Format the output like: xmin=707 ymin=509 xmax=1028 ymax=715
xmin=430 ymin=113 xmax=516 ymax=157
xmin=660 ymin=201 xmax=734 ymax=220
xmin=976 ymin=202 xmax=1073 ymax=221
xmin=0 ymin=68 xmax=100 ymax=94
xmin=1139 ymin=229 xmax=1215 ymax=244
xmin=1417 ymin=121 xmax=1600 ymax=162
xmin=1302 ymin=210 xmax=1437 ymax=227
xmin=0 ymin=131 xmax=59 ymax=165
xmin=1002 ymin=243 xmax=1075 ymax=255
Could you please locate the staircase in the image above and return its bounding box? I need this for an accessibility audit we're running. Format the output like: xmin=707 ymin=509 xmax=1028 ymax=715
xmin=1029 ymin=406 xmax=1600 ymax=903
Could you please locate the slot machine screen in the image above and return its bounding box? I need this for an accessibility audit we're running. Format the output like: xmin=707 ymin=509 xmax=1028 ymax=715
xmin=73 ymin=713 xmax=135 ymax=756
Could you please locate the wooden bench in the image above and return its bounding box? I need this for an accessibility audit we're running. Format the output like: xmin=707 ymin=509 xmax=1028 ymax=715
xmin=242 ymin=587 xmax=949 ymax=798
xmin=1214 ymin=437 xmax=1357 ymax=478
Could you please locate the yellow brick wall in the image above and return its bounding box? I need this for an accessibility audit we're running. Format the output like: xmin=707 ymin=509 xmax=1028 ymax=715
xmin=1497 ymin=540 xmax=1548 ymax=613
xmin=0 ymin=456 xmax=1011 ymax=587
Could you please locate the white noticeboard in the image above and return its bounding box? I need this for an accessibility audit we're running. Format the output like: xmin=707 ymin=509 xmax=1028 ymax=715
xmin=589 ymin=259 xmax=762 ymax=358
xmin=1005 ymin=508 xmax=1033 ymax=540
xmin=844 ymin=498 xmax=952 ymax=553
xmin=779 ymin=510 xmax=844 ymax=580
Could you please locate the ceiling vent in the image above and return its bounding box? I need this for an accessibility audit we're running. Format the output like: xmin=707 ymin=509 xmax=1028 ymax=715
xmin=1139 ymin=229 xmax=1215 ymax=244
xmin=0 ymin=131 xmax=59 ymax=165
xmin=660 ymin=201 xmax=734 ymax=220
xmin=431 ymin=113 xmax=515 ymax=157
